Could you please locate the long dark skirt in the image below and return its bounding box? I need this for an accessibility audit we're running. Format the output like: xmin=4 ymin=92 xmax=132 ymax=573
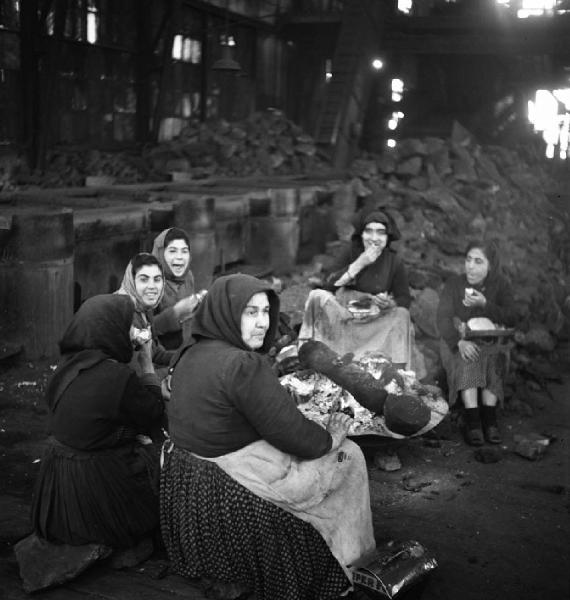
xmin=32 ymin=437 xmax=159 ymax=548
xmin=160 ymin=446 xmax=350 ymax=600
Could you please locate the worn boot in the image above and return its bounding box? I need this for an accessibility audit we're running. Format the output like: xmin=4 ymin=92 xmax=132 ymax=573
xmin=481 ymin=405 xmax=502 ymax=444
xmin=463 ymin=407 xmax=484 ymax=446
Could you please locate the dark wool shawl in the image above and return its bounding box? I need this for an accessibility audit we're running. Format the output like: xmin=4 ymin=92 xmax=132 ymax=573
xmin=46 ymin=294 xmax=134 ymax=411
xmin=436 ymin=272 xmax=516 ymax=351
xmin=168 ymin=274 xmax=332 ymax=459
xmin=189 ymin=274 xmax=279 ymax=351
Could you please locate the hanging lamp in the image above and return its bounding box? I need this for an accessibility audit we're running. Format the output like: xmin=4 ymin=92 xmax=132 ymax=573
xmin=212 ymin=1 xmax=241 ymax=72
xmin=212 ymin=44 xmax=241 ymax=71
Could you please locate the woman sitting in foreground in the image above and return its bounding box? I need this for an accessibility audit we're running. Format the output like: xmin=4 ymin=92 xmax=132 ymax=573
xmin=116 ymin=252 xmax=174 ymax=372
xmin=151 ymin=227 xmax=206 ymax=350
xmin=299 ymin=206 xmax=422 ymax=374
xmin=436 ymin=240 xmax=516 ymax=446
xmin=161 ymin=274 xmax=375 ymax=600
xmin=31 ymin=294 xmax=164 ymax=553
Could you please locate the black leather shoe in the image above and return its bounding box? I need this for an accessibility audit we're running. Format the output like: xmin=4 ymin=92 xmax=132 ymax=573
xmin=465 ymin=426 xmax=484 ymax=446
xmin=484 ymin=425 xmax=502 ymax=444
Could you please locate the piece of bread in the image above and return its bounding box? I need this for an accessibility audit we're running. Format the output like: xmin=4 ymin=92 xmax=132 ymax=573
xmin=467 ymin=317 xmax=495 ymax=331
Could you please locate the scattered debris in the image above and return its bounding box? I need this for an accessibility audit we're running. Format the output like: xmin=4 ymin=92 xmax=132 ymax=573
xmin=402 ymin=474 xmax=433 ymax=492
xmin=513 ymin=433 xmax=551 ymax=460
xmin=374 ymin=450 xmax=402 ymax=472
xmin=422 ymin=438 xmax=442 ymax=449
xmin=474 ymin=448 xmax=503 ymax=464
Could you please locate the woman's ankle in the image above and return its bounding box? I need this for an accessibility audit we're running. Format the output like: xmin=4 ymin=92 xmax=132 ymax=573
xmin=480 ymin=405 xmax=498 ymax=427
xmin=463 ymin=407 xmax=484 ymax=446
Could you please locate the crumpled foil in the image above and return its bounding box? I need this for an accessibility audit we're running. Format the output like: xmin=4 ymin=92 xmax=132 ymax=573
xmin=351 ymin=540 xmax=438 ymax=598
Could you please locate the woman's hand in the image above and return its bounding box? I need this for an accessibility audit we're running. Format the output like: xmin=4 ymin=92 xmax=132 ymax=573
xmin=353 ymin=246 xmax=383 ymax=271
xmin=173 ymin=294 xmax=202 ymax=321
xmin=458 ymin=339 xmax=480 ymax=362
xmin=326 ymin=412 xmax=352 ymax=451
xmin=136 ymin=338 xmax=155 ymax=374
xmin=463 ymin=289 xmax=487 ymax=308
xmin=370 ymin=292 xmax=395 ymax=310
xmin=337 ymin=247 xmax=383 ymax=286
xmin=161 ymin=374 xmax=172 ymax=400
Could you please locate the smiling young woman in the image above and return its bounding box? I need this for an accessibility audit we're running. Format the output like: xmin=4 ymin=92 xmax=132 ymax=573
xmin=115 ymin=253 xmax=174 ymax=374
xmin=134 ymin=263 xmax=164 ymax=309
xmin=298 ymin=205 xmax=425 ymax=376
xmin=151 ymin=228 xmax=207 ymax=350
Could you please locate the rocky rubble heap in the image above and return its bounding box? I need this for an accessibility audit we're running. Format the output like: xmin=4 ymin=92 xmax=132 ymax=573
xmin=147 ymin=108 xmax=329 ymax=179
xmin=345 ymin=122 xmax=570 ymax=409
xmin=10 ymin=109 xmax=328 ymax=188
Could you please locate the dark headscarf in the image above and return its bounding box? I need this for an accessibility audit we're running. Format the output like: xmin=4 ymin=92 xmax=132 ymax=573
xmin=187 ymin=274 xmax=280 ymax=353
xmin=351 ymin=205 xmax=401 ymax=246
xmin=152 ymin=227 xmax=192 ymax=283
xmin=150 ymin=228 xmax=195 ymax=316
xmin=46 ymin=294 xmax=135 ymax=410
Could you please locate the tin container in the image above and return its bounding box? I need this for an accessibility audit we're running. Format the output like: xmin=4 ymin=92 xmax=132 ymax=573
xmin=352 ymin=540 xmax=438 ymax=598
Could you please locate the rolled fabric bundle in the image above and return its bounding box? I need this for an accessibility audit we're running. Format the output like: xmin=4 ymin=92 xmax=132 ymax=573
xmin=383 ymin=393 xmax=431 ymax=436
xmin=298 ymin=340 xmax=387 ymax=414
xmin=298 ymin=340 xmax=431 ymax=436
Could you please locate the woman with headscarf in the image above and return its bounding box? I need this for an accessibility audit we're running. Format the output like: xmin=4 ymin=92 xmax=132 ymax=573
xmin=437 ymin=240 xmax=516 ymax=446
xmin=31 ymin=294 xmax=164 ymax=554
xmin=161 ymin=274 xmax=375 ymax=600
xmin=116 ymin=252 xmax=174 ymax=370
xmin=298 ymin=206 xmax=420 ymax=373
xmin=151 ymin=227 xmax=206 ymax=350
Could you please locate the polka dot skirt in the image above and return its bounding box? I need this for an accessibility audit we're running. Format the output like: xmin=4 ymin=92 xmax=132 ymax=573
xmin=440 ymin=341 xmax=507 ymax=405
xmin=160 ymin=446 xmax=350 ymax=600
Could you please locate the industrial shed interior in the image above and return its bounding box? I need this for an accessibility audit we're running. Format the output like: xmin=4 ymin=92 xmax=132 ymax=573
xmin=0 ymin=2 xmax=569 ymax=600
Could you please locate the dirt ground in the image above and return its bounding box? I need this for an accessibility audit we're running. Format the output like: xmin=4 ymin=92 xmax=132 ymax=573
xmin=1 ymin=279 xmax=569 ymax=600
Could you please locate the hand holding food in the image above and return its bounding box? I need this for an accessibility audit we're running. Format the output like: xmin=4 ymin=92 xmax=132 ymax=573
xmin=131 ymin=326 xmax=151 ymax=350
xmin=371 ymin=291 xmax=395 ymax=310
xmin=135 ymin=332 xmax=154 ymax=373
xmin=354 ymin=245 xmax=383 ymax=269
xmin=463 ymin=287 xmax=486 ymax=308
xmin=175 ymin=289 xmax=208 ymax=321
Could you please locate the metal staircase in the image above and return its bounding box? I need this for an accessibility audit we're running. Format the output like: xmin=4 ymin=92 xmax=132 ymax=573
xmin=314 ymin=0 xmax=385 ymax=167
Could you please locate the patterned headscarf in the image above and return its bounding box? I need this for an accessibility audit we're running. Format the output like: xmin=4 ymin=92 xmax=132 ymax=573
xmin=116 ymin=253 xmax=166 ymax=318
